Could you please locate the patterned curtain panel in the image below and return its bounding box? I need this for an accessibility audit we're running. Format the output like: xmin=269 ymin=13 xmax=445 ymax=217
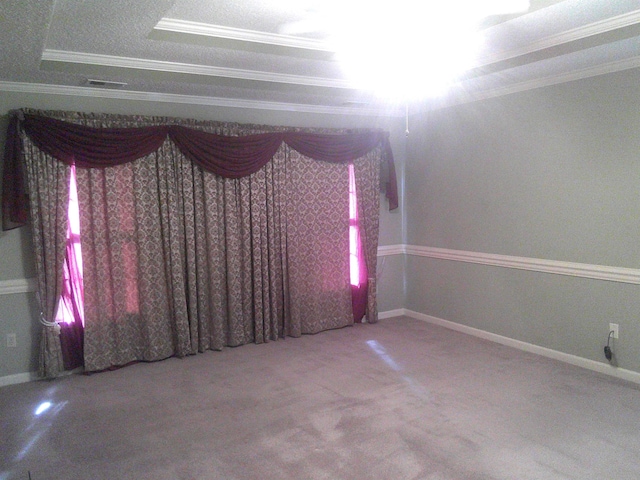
xmin=173 ymin=143 xmax=289 ymax=352
xmin=285 ymin=147 xmax=353 ymax=336
xmin=76 ymin=147 xmax=191 ymax=371
xmin=17 ymin=109 xmax=389 ymax=374
xmin=41 ymin=112 xmax=188 ymax=372
xmin=22 ymin=138 xmax=70 ymax=377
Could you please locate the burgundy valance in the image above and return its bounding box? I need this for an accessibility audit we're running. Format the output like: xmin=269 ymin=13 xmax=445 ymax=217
xmin=21 ymin=114 xmax=169 ymax=168
xmin=2 ymin=112 xmax=398 ymax=230
xmin=169 ymin=125 xmax=285 ymax=179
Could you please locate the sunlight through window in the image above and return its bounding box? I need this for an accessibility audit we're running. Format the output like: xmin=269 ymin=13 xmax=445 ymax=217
xmin=34 ymin=402 xmax=52 ymax=416
xmin=54 ymin=165 xmax=85 ymax=325
xmin=349 ymin=164 xmax=360 ymax=286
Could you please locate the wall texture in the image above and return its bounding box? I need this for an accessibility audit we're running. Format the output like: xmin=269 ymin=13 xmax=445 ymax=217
xmin=405 ymin=69 xmax=640 ymax=374
xmin=0 ymin=91 xmax=405 ymax=382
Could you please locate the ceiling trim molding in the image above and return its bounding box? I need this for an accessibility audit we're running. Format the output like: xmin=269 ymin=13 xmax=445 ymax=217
xmin=0 ymin=81 xmax=402 ymax=117
xmin=478 ymin=9 xmax=640 ymax=66
xmin=41 ymin=49 xmax=354 ymax=90
xmin=442 ymin=54 xmax=640 ymax=109
xmin=154 ymin=17 xmax=334 ymax=53
xmin=157 ymin=10 xmax=640 ymax=67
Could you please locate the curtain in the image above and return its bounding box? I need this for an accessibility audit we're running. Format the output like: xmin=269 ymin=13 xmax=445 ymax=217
xmin=2 ymin=115 xmax=28 ymax=230
xmin=350 ymin=163 xmax=368 ymax=323
xmin=173 ymin=139 xmax=289 ymax=352
xmin=76 ymin=146 xmax=192 ymax=371
xmin=57 ymin=165 xmax=85 ymax=370
xmin=57 ymin=234 xmax=85 ymax=370
xmin=285 ymin=147 xmax=353 ymax=335
xmin=3 ymin=112 xmax=398 ymax=228
xmin=353 ymin=152 xmax=382 ymax=324
xmin=21 ymin=135 xmax=70 ymax=378
xmin=3 ymin=109 xmax=397 ymax=375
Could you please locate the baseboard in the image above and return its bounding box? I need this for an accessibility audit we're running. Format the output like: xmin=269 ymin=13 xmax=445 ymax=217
xmin=378 ymin=308 xmax=405 ymax=320
xmin=378 ymin=308 xmax=640 ymax=385
xmin=0 ymin=371 xmax=38 ymax=388
xmin=8 ymin=311 xmax=639 ymax=387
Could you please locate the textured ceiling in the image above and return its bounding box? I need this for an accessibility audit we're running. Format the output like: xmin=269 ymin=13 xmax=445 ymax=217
xmin=1 ymin=0 xmax=640 ymax=116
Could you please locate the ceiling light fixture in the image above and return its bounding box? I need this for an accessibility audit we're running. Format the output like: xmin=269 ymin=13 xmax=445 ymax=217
xmin=276 ymin=0 xmax=530 ymax=102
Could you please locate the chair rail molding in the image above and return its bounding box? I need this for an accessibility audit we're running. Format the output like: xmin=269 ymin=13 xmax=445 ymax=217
xmin=377 ymin=244 xmax=406 ymax=256
xmin=377 ymin=244 xmax=640 ymax=285
xmin=0 ymin=278 xmax=37 ymax=295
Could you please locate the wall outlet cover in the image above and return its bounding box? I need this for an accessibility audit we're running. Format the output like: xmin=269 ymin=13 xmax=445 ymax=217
xmin=609 ymin=323 xmax=619 ymax=339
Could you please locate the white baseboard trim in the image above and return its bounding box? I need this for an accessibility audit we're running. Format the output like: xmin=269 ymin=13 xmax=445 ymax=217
xmin=378 ymin=308 xmax=405 ymax=319
xmin=6 ymin=309 xmax=638 ymax=387
xmin=0 ymin=371 xmax=38 ymax=388
xmin=378 ymin=308 xmax=640 ymax=385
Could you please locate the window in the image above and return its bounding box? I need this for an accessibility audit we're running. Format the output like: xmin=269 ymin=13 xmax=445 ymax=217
xmin=54 ymin=165 xmax=84 ymax=325
xmin=349 ymin=163 xmax=368 ymax=322
xmin=348 ymin=163 xmax=361 ymax=286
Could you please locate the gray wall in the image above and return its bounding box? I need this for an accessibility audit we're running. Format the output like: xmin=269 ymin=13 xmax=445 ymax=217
xmin=0 ymin=91 xmax=405 ymax=379
xmin=405 ymin=69 xmax=640 ymax=373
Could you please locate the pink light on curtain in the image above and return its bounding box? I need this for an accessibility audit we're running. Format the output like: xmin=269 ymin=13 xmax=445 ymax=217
xmin=54 ymin=165 xmax=84 ymax=325
xmin=349 ymin=163 xmax=368 ymax=323
xmin=348 ymin=163 xmax=360 ymax=286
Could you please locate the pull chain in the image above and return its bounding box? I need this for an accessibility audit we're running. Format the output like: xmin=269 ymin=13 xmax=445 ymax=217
xmin=405 ymin=103 xmax=409 ymax=137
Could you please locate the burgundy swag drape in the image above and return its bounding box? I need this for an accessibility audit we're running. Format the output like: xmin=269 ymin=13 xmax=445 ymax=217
xmin=2 ymin=113 xmax=398 ymax=230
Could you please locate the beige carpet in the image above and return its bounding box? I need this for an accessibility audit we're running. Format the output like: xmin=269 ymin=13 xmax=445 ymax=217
xmin=2 ymin=316 xmax=639 ymax=479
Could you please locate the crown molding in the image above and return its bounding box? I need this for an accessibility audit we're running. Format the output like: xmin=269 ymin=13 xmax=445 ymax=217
xmin=0 ymin=81 xmax=402 ymax=117
xmin=405 ymin=245 xmax=640 ymax=285
xmin=494 ymin=54 xmax=640 ymax=97
xmin=441 ymin=54 xmax=640 ymax=109
xmin=154 ymin=18 xmax=334 ymax=53
xmin=478 ymin=9 xmax=640 ymax=66
xmin=8 ymin=48 xmax=637 ymax=118
xmin=158 ymin=10 xmax=640 ymax=68
xmin=41 ymin=49 xmax=352 ymax=90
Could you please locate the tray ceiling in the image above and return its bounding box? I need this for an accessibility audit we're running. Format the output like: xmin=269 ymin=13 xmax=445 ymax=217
xmin=1 ymin=0 xmax=640 ymax=116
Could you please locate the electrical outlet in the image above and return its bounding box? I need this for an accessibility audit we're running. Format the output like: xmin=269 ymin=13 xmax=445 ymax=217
xmin=6 ymin=333 xmax=17 ymax=348
xmin=609 ymin=323 xmax=619 ymax=339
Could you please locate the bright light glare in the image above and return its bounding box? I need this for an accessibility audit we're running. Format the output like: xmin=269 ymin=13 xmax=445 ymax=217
xmin=273 ymin=0 xmax=530 ymax=101
xmin=329 ymin=1 xmax=495 ymax=101
xmin=34 ymin=401 xmax=52 ymax=416
xmin=366 ymin=340 xmax=402 ymax=371
xmin=366 ymin=340 xmax=431 ymax=400
xmin=334 ymin=18 xmax=483 ymax=102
